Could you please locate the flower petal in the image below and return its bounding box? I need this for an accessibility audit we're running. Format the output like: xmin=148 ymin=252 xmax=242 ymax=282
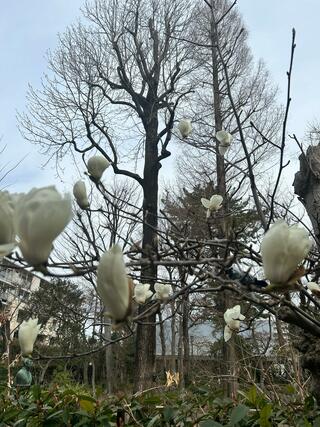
xmin=224 ymin=325 xmax=232 ymax=342
xmin=201 ymin=198 xmax=210 ymax=209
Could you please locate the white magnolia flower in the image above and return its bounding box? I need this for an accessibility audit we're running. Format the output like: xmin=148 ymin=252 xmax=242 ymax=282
xmin=224 ymin=325 xmax=233 ymax=342
xmin=18 ymin=318 xmax=41 ymax=356
xmin=261 ymin=221 xmax=312 ymax=286
xmin=73 ymin=180 xmax=89 ymax=209
xmin=97 ymin=244 xmax=131 ymax=322
xmin=0 ymin=192 xmax=17 ymax=256
xmin=307 ymin=282 xmax=320 ymax=297
xmin=201 ymin=194 xmax=223 ymax=218
xmin=216 ymin=130 xmax=232 ymax=145
xmin=218 ymin=145 xmax=229 ymax=156
xmin=87 ymin=155 xmax=110 ymax=180
xmin=178 ymin=119 xmax=192 ymax=138
xmin=154 ymin=283 xmax=172 ymax=301
xmin=224 ymin=305 xmax=245 ymax=342
xmin=134 ymin=283 xmax=153 ymax=304
xmin=216 ymin=130 xmax=233 ymax=156
xmin=14 ymin=186 xmax=72 ymax=266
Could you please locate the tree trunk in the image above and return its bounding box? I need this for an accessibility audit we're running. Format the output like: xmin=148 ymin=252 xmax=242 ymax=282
xmin=293 ymin=144 xmax=320 ymax=401
xmin=104 ymin=316 xmax=113 ymax=393
xmin=227 ymin=335 xmax=238 ymax=399
xmin=40 ymin=360 xmax=51 ymax=384
xmin=211 ymin=11 xmax=225 ymax=197
xmin=4 ymin=319 xmax=11 ymax=395
xmin=210 ymin=1 xmax=237 ymax=398
xmin=83 ymin=361 xmax=89 ymax=385
xmin=182 ymin=293 xmax=190 ymax=387
xmin=294 ymin=332 xmax=320 ymax=402
xmin=170 ymin=300 xmax=177 ymax=371
xmin=275 ymin=318 xmax=286 ymax=348
xmin=294 ymin=145 xmax=320 ymax=250
xmin=91 ymin=361 xmax=96 ymax=397
xmin=134 ymin=118 xmax=159 ymax=391
xmin=177 ymin=315 xmax=184 ymax=390
xmin=158 ymin=311 xmax=167 ymax=374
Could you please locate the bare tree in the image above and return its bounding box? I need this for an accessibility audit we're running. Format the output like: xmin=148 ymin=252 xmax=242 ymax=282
xmin=19 ymin=0 xmax=196 ymax=390
xmin=172 ymin=0 xmax=280 ymax=396
xmin=15 ymin=0 xmax=320 ymax=404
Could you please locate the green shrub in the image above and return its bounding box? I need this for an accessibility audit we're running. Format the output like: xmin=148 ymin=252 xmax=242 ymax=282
xmin=1 ymin=384 xmax=320 ymax=426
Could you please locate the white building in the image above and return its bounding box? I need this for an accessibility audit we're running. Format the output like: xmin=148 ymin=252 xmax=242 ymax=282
xmin=0 ymin=259 xmax=54 ymax=340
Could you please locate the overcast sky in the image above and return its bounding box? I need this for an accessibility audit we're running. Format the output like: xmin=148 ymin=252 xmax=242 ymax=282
xmin=0 ymin=0 xmax=319 ymax=193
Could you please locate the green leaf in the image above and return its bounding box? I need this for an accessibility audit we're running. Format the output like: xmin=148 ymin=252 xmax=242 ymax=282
xmin=163 ymin=406 xmax=175 ymax=422
xmin=199 ymin=421 xmax=224 ymax=427
xmin=74 ymin=419 xmax=94 ymax=427
xmin=305 ymin=395 xmax=317 ymax=411
xmin=13 ymin=420 xmax=27 ymax=427
xmin=30 ymin=384 xmax=41 ymax=400
xmin=313 ymin=416 xmax=320 ymax=427
xmin=77 ymin=394 xmax=96 ymax=403
xmin=79 ymin=398 xmax=95 ymax=414
xmin=147 ymin=414 xmax=161 ymax=427
xmin=286 ymin=384 xmax=295 ymax=394
xmin=259 ymin=404 xmax=272 ymax=427
xmin=2 ymin=408 xmax=23 ymax=422
xmin=196 ymin=387 xmax=210 ymax=395
xmin=142 ymin=395 xmax=162 ymax=405
xmin=46 ymin=410 xmax=64 ymax=420
xmin=73 ymin=409 xmax=92 ymax=418
xmin=229 ymin=404 xmax=249 ymax=425
xmin=96 ymin=415 xmax=112 ymax=426
xmin=246 ymin=386 xmax=257 ymax=406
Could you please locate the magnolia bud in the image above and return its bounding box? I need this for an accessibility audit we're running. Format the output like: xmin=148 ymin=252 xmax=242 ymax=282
xmin=14 ymin=186 xmax=72 ymax=266
xmin=307 ymin=282 xmax=320 ymax=297
xmin=0 ymin=192 xmax=16 ymax=256
xmin=178 ymin=119 xmax=192 ymax=138
xmin=73 ymin=180 xmax=89 ymax=209
xmin=18 ymin=318 xmax=41 ymax=356
xmin=216 ymin=130 xmax=232 ymax=156
xmin=261 ymin=221 xmax=312 ymax=287
xmin=224 ymin=305 xmax=245 ymax=342
xmin=87 ymin=155 xmax=110 ymax=180
xmin=153 ymin=283 xmax=172 ymax=301
xmin=97 ymin=244 xmax=131 ymax=322
xmin=216 ymin=130 xmax=232 ymax=145
xmin=134 ymin=283 xmax=153 ymax=304
xmin=218 ymin=145 xmax=229 ymax=156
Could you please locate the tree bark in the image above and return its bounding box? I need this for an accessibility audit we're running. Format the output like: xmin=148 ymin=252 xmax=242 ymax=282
xmin=294 ymin=332 xmax=320 ymax=402
xmin=294 ymin=145 xmax=320 ymax=250
xmin=177 ymin=315 xmax=184 ymax=390
xmin=104 ymin=315 xmax=113 ymax=393
xmin=228 ymin=335 xmax=238 ymax=399
xmin=3 ymin=319 xmax=11 ymax=395
xmin=83 ymin=361 xmax=89 ymax=385
xmin=210 ymin=0 xmax=237 ymax=398
xmin=210 ymin=8 xmax=225 ymax=197
xmin=158 ymin=311 xmax=167 ymax=374
xmin=170 ymin=300 xmax=177 ymax=371
xmin=134 ymin=115 xmax=159 ymax=391
xmin=182 ymin=293 xmax=190 ymax=387
xmin=275 ymin=318 xmax=286 ymax=348
xmin=91 ymin=361 xmax=96 ymax=397
xmin=293 ymin=144 xmax=320 ymax=401
xmin=40 ymin=360 xmax=51 ymax=384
